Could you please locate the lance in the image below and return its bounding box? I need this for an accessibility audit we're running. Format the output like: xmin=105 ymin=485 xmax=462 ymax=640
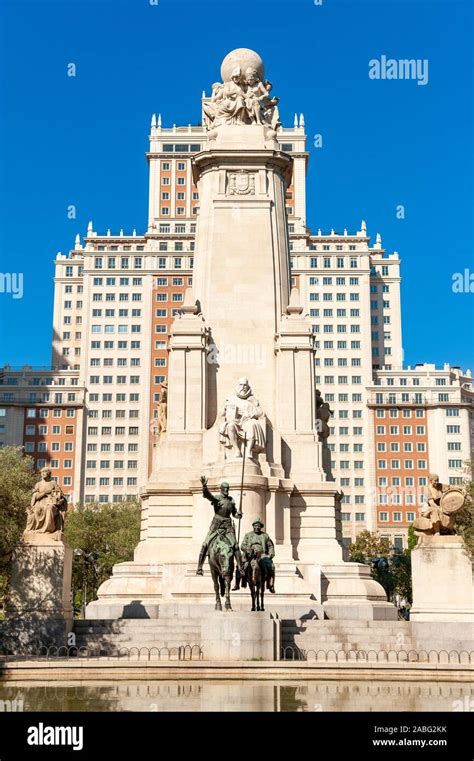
xmin=237 ymin=434 xmax=247 ymax=546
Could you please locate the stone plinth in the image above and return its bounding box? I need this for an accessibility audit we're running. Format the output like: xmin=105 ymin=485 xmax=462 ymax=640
xmin=321 ymin=563 xmax=398 ymax=620
xmin=410 ymin=535 xmax=474 ymax=622
xmin=201 ymin=612 xmax=278 ymax=660
xmin=5 ymin=533 xmax=73 ymax=652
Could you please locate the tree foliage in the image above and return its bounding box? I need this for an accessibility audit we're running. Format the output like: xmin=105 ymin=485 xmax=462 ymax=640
xmin=348 ymin=530 xmax=391 ymax=564
xmin=348 ymin=529 xmax=412 ymax=604
xmin=0 ymin=447 xmax=36 ymax=607
xmin=64 ymin=501 xmax=141 ymax=609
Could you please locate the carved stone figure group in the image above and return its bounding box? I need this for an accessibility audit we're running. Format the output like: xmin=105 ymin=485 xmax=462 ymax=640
xmin=413 ymin=473 xmax=467 ymax=542
xmin=203 ymin=66 xmax=280 ymax=130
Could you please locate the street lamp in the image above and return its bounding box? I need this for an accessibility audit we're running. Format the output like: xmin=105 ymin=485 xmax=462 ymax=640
xmin=73 ymin=549 xmax=98 ymax=619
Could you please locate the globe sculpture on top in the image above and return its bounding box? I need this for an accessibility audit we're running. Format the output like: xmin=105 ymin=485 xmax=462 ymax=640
xmin=203 ymin=48 xmax=281 ymax=131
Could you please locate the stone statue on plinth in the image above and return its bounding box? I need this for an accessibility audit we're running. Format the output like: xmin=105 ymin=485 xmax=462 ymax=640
xmin=25 ymin=467 xmax=68 ymax=539
xmin=154 ymin=381 xmax=168 ymax=436
xmin=6 ymin=466 xmax=73 ymax=651
xmin=316 ymin=390 xmax=333 ymax=443
xmin=413 ymin=473 xmax=467 ymax=542
xmin=218 ymin=377 xmax=266 ymax=460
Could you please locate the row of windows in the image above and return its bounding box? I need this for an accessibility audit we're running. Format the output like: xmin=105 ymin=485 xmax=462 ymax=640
xmin=156 ymin=224 xmax=196 ymax=233
xmin=90 ymin=341 xmax=141 ymax=350
xmin=378 ymin=476 xmax=428 ymax=486
xmin=339 ymin=478 xmax=364 ymax=487
xmin=87 ymin=427 xmax=140 ymax=435
xmin=377 ymin=459 xmax=427 ymax=469
xmin=304 ymin=258 xmax=360 ymax=269
xmin=377 ymin=443 xmax=426 ymax=452
xmin=88 ymin=410 xmax=140 ymax=419
xmin=160 ymin=192 xmax=199 ymax=201
xmin=328 ymin=444 xmax=364 ymax=452
xmin=340 ymin=513 xmax=366 ymax=521
xmin=317 ymin=357 xmax=362 ymax=366
xmin=90 ymin=326 xmax=142 ymax=334
xmin=161 ymin=161 xmax=188 ymax=171
xmin=89 ymin=376 xmax=141 ymax=384
xmin=313 ymin=326 xmax=362 ymax=335
xmin=86 ymin=460 xmax=138 ymax=469
xmin=309 ymin=292 xmax=360 ymax=301
xmin=85 ymin=476 xmax=138 ymax=487
xmin=90 ymin=358 xmax=141 ymax=367
xmin=88 ymin=394 xmax=140 ymax=402
xmin=308 ymin=276 xmax=360 ymax=285
xmin=332 ymin=460 xmax=365 ymax=469
xmin=374 ymin=377 xmax=453 ymax=387
xmin=92 ymin=293 xmax=141 ymax=302
xmin=314 ymin=341 xmax=362 ymax=350
xmin=26 ymin=408 xmax=76 ymax=419
xmin=375 ymin=393 xmax=457 ymax=404
xmin=378 ymin=494 xmax=423 ymax=505
xmin=91 ymin=310 xmax=142 ymax=317
xmin=378 ymin=512 xmax=416 ymax=523
xmin=318 ymin=376 xmax=363 ymax=384
xmin=84 ymin=493 xmax=138 ymax=503
xmin=92 ymin=279 xmax=143 ymax=288
xmin=86 ymin=444 xmax=138 ymax=452
xmin=157 ymin=242 xmax=195 ymax=251
xmin=34 ymin=458 xmax=73 ymax=469
xmin=335 ymin=427 xmax=364 ymax=435
xmin=93 ymin=257 xmax=193 ymax=270
xmin=340 ymin=495 xmax=365 ymax=504
xmin=25 ymin=425 xmax=74 ymax=436
xmin=155 ymin=277 xmax=191 ymax=286
xmin=160 ymin=207 xmax=198 ymax=216
xmin=326 ymin=410 xmax=363 ymax=420
xmin=24 ymin=442 xmax=73 ymax=452
xmin=375 ymin=409 xmax=425 ymax=418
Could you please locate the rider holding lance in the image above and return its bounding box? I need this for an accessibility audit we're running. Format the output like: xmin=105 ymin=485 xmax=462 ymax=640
xmin=196 ymin=476 xmax=244 ymax=576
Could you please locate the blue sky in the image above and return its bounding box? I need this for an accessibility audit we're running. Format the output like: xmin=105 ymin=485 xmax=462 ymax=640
xmin=0 ymin=0 xmax=472 ymax=370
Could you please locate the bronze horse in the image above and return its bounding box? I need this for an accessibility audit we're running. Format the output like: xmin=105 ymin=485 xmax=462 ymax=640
xmin=208 ymin=530 xmax=235 ymax=611
xmin=243 ymin=548 xmax=274 ymax=612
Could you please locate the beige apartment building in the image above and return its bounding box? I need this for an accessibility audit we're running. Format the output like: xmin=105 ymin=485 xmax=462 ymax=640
xmin=2 ymin=108 xmax=472 ymax=540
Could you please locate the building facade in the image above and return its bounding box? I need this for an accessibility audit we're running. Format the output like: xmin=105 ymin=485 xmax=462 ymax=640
xmin=2 ymin=107 xmax=472 ymax=542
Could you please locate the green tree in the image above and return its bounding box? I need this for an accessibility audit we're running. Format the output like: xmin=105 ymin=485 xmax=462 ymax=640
xmin=0 ymin=447 xmax=36 ymax=609
xmin=456 ymin=466 xmax=474 ymax=557
xmin=348 ymin=530 xmax=413 ymax=604
xmin=348 ymin=530 xmax=391 ymax=564
xmin=64 ymin=500 xmax=141 ymax=612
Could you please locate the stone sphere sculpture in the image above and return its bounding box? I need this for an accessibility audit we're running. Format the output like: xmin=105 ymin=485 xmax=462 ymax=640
xmin=220 ymin=48 xmax=264 ymax=83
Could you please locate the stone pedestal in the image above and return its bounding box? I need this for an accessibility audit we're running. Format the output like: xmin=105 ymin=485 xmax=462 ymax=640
xmin=320 ymin=562 xmax=398 ymax=620
xmin=410 ymin=535 xmax=474 ymax=622
xmin=5 ymin=532 xmax=73 ymax=652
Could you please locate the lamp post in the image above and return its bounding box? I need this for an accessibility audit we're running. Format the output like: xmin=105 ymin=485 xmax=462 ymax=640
xmin=73 ymin=549 xmax=98 ymax=619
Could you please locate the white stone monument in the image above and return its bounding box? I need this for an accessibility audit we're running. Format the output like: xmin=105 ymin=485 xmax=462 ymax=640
xmin=87 ymin=48 xmax=395 ymax=621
